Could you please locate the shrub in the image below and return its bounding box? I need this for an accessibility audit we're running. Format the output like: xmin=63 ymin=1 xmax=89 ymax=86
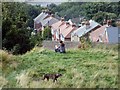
xmin=42 ymin=26 xmax=52 ymax=40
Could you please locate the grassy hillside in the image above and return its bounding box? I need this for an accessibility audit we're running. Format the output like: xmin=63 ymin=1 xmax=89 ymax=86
xmin=0 ymin=46 xmax=118 ymax=88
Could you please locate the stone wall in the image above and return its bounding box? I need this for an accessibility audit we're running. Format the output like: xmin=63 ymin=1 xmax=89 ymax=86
xmin=42 ymin=40 xmax=118 ymax=50
xmin=42 ymin=40 xmax=80 ymax=50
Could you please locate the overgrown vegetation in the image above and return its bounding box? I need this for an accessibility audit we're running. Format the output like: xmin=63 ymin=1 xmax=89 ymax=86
xmin=1 ymin=45 xmax=118 ymax=88
xmin=2 ymin=2 xmax=43 ymax=55
xmin=42 ymin=26 xmax=52 ymax=40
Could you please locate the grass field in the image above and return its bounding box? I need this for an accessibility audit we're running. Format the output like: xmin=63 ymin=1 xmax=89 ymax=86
xmin=0 ymin=45 xmax=118 ymax=88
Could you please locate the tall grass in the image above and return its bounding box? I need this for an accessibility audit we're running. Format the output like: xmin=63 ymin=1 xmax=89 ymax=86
xmin=0 ymin=45 xmax=118 ymax=88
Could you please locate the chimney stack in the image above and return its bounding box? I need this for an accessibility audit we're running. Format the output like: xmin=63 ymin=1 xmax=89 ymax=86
xmin=60 ymin=17 xmax=65 ymax=21
xmin=107 ymin=20 xmax=112 ymax=26
xmin=81 ymin=19 xmax=86 ymax=26
xmin=42 ymin=10 xmax=45 ymax=13
xmin=85 ymin=20 xmax=90 ymax=25
xmin=51 ymin=14 xmax=54 ymax=17
xmin=66 ymin=21 xmax=70 ymax=26
xmin=103 ymin=19 xmax=107 ymax=25
xmin=78 ymin=24 xmax=81 ymax=28
xmin=44 ymin=9 xmax=47 ymax=13
xmin=85 ymin=20 xmax=90 ymax=29
xmin=72 ymin=23 xmax=76 ymax=27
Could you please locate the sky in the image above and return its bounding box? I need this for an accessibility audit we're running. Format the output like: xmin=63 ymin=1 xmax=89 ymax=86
xmin=26 ymin=2 xmax=62 ymax=7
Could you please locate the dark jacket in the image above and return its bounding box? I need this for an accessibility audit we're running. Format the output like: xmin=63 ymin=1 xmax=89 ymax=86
xmin=59 ymin=43 xmax=65 ymax=53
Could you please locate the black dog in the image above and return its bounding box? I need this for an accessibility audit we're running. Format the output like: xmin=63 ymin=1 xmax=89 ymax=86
xmin=42 ymin=73 xmax=62 ymax=82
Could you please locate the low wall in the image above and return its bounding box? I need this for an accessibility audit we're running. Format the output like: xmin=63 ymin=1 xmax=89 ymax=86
xmin=42 ymin=40 xmax=80 ymax=50
xmin=42 ymin=40 xmax=118 ymax=50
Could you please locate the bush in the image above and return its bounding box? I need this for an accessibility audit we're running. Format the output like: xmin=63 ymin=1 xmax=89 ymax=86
xmin=42 ymin=26 xmax=52 ymax=40
xmin=30 ymin=31 xmax=43 ymax=47
xmin=78 ymin=36 xmax=92 ymax=49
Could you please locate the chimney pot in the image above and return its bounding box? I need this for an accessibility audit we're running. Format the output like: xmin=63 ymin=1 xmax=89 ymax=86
xmin=51 ymin=14 xmax=54 ymax=17
xmin=61 ymin=17 xmax=64 ymax=21
xmin=72 ymin=23 xmax=76 ymax=27
xmin=85 ymin=21 xmax=90 ymax=25
xmin=66 ymin=21 xmax=70 ymax=25
xmin=107 ymin=20 xmax=112 ymax=26
xmin=85 ymin=20 xmax=90 ymax=29
xmin=103 ymin=19 xmax=107 ymax=25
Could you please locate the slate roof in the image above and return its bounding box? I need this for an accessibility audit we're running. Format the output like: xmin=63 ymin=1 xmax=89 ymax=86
xmin=69 ymin=18 xmax=81 ymax=24
xmin=41 ymin=16 xmax=59 ymax=26
xmin=72 ymin=20 xmax=101 ymax=37
xmin=107 ymin=27 xmax=119 ymax=44
xmin=34 ymin=12 xmax=59 ymax=27
xmin=34 ymin=12 xmax=49 ymax=24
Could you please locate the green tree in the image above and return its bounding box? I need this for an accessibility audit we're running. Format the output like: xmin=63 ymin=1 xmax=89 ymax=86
xmin=2 ymin=2 xmax=42 ymax=54
xmin=49 ymin=2 xmax=119 ymax=23
xmin=92 ymin=12 xmax=117 ymax=25
xmin=42 ymin=26 xmax=52 ymax=40
xmin=30 ymin=31 xmax=43 ymax=47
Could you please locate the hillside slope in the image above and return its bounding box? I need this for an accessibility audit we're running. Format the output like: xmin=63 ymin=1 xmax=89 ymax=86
xmin=1 ymin=46 xmax=118 ymax=88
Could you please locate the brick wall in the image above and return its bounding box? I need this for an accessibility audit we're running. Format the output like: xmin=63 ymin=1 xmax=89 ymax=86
xmin=42 ymin=40 xmax=80 ymax=50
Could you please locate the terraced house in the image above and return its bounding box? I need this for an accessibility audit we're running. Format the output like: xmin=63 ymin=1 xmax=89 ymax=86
xmin=90 ymin=25 xmax=119 ymax=44
xmin=51 ymin=18 xmax=78 ymax=41
xmin=33 ymin=10 xmax=59 ymax=32
xmin=71 ymin=20 xmax=101 ymax=41
xmin=71 ymin=19 xmax=119 ymax=44
xmin=34 ymin=10 xmax=119 ymax=44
